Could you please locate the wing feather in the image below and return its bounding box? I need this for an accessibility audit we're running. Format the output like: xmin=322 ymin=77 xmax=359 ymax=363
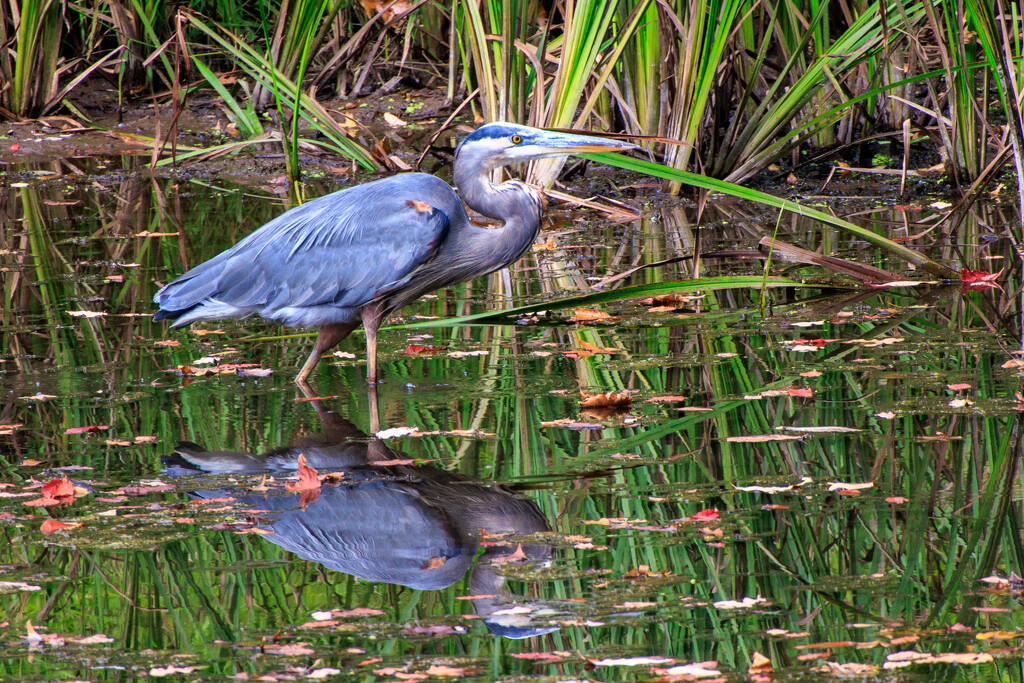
xmin=154 ymin=175 xmax=457 ymax=324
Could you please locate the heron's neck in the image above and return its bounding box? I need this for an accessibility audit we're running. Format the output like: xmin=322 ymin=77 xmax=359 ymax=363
xmin=454 ymin=163 xmax=544 ymax=237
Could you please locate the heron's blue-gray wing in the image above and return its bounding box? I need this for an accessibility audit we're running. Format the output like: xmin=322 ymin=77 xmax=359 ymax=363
xmin=154 ymin=176 xmax=454 ymax=323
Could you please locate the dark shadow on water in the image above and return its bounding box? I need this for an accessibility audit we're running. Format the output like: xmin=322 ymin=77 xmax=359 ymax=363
xmin=162 ymin=397 xmax=558 ymax=639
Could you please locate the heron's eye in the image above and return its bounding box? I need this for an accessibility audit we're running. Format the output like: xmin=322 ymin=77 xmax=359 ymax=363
xmin=510 ymin=134 xmax=522 ymax=144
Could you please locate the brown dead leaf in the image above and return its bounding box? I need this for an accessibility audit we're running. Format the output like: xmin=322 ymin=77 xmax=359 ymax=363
xmin=749 ymin=652 xmax=774 ymax=674
xmin=489 ymin=544 xmax=528 ymax=564
xmin=285 ymin=454 xmax=321 ymax=492
xmin=571 ymin=308 xmax=614 ymax=322
xmin=41 ymin=519 xmax=83 ymax=535
xmin=578 ymin=340 xmax=618 ymax=354
xmin=579 ymin=390 xmax=634 ymax=408
xmin=260 ymin=642 xmax=315 ymax=656
xmin=424 ymin=665 xmax=481 ymax=677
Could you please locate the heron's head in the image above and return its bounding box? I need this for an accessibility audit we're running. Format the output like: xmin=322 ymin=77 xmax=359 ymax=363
xmin=456 ymin=122 xmax=635 ymax=170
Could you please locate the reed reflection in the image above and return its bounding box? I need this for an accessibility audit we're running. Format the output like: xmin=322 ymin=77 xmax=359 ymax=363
xmin=162 ymin=397 xmax=557 ymax=639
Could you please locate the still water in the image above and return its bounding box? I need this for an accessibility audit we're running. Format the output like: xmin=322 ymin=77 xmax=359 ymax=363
xmin=2 ymin=159 xmax=1024 ymax=681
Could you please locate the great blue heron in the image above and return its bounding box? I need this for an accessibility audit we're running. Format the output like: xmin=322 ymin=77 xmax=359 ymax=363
xmin=153 ymin=122 xmax=635 ymax=384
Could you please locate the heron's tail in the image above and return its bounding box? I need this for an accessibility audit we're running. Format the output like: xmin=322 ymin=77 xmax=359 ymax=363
xmin=153 ymin=257 xmax=232 ymax=327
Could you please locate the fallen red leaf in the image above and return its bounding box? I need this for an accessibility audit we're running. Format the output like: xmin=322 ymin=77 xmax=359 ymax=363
xmin=41 ymin=519 xmax=83 ymax=535
xmin=961 ymin=267 xmax=1003 ymax=283
xmin=64 ymin=425 xmax=109 ymax=435
xmin=42 ymin=477 xmax=75 ymax=500
xmin=24 ymin=497 xmax=61 ymax=508
xmin=404 ymin=344 xmax=448 ymax=354
xmin=787 ymin=387 xmax=813 ymax=398
xmin=961 ymin=267 xmax=1004 ymax=290
xmin=285 ymin=454 xmax=322 ymax=492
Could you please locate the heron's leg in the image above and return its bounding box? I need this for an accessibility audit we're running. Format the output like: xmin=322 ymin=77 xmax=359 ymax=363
xmin=361 ymin=302 xmax=387 ymax=384
xmin=296 ymin=322 xmax=358 ymax=386
xmin=367 ymin=382 xmax=380 ymax=434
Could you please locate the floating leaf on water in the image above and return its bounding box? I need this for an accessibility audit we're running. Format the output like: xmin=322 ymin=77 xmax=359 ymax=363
xmin=571 ymin=308 xmax=614 ymax=322
xmin=511 ymin=652 xmax=568 ymax=661
xmin=579 ymin=391 xmax=635 ymax=408
xmin=947 ymin=383 xmax=972 ymax=390
xmin=448 ymin=350 xmax=488 ymax=358
xmin=960 ymin=267 xmax=1003 ymax=289
xmin=405 ymin=344 xmax=448 ymax=354
xmin=285 ymin=455 xmax=321 ymax=492
xmin=20 ymin=394 xmax=57 ymax=402
xmin=714 ymin=596 xmax=768 ymax=609
xmin=876 ymin=411 xmax=896 ymax=419
xmin=375 ymin=426 xmax=418 ymax=439
xmin=24 ymin=497 xmax=62 ymax=508
xmin=661 ymin=661 xmax=722 ymax=678
xmin=306 ymin=668 xmax=343 ymax=679
xmin=818 ymin=662 xmax=878 ymax=675
xmin=734 ymin=477 xmax=812 ymax=494
xmin=69 ymin=633 xmax=114 ymax=645
xmin=424 ymin=664 xmax=482 ymax=677
xmin=150 ymin=666 xmax=202 ymax=677
xmin=0 ymin=581 xmax=42 ymax=593
xmin=591 ymin=656 xmax=675 ymax=666
xmin=749 ymin=652 xmax=774 ymax=674
xmin=42 ymin=477 xmax=75 ymax=500
xmin=64 ymin=425 xmax=108 ymax=435
xmin=975 ymin=631 xmax=1019 ymax=641
xmin=826 ymin=481 xmax=874 ymax=491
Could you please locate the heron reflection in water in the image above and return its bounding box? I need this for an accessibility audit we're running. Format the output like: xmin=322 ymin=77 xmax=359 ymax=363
xmin=154 ymin=123 xmax=635 ymax=385
xmin=163 ymin=399 xmax=557 ymax=638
